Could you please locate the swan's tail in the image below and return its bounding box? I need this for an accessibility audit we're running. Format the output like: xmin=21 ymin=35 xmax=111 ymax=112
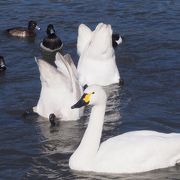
xmin=77 ymin=24 xmax=92 ymax=56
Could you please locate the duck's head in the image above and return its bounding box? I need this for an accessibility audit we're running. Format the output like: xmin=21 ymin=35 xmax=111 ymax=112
xmin=112 ymin=33 xmax=123 ymax=48
xmin=0 ymin=56 xmax=6 ymax=72
xmin=71 ymin=85 xmax=107 ymax=109
xmin=46 ymin=24 xmax=56 ymax=36
xmin=28 ymin=20 xmax=40 ymax=31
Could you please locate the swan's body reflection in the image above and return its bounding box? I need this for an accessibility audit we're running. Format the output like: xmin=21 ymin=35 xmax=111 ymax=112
xmin=28 ymin=85 xmax=123 ymax=177
xmin=37 ymin=84 xmax=123 ymax=153
xmin=37 ymin=117 xmax=85 ymax=154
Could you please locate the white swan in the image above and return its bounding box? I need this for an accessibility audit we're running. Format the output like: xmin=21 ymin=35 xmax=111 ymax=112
xmin=70 ymin=85 xmax=180 ymax=173
xmin=33 ymin=52 xmax=83 ymax=121
xmin=77 ymin=23 xmax=121 ymax=86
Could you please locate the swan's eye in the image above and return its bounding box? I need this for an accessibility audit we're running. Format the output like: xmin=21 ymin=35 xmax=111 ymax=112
xmin=92 ymin=92 xmax=95 ymax=94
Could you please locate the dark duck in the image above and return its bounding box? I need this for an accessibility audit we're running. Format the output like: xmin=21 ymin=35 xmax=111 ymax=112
xmin=40 ymin=24 xmax=63 ymax=52
xmin=0 ymin=56 xmax=6 ymax=72
xmin=112 ymin=33 xmax=123 ymax=48
xmin=6 ymin=20 xmax=40 ymax=38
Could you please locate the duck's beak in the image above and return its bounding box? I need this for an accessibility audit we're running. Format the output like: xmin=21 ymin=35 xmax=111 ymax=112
xmin=112 ymin=33 xmax=123 ymax=48
xmin=0 ymin=59 xmax=6 ymax=67
xmin=71 ymin=93 xmax=89 ymax=109
xmin=50 ymin=29 xmax=55 ymax=34
xmin=36 ymin=25 xmax=41 ymax=30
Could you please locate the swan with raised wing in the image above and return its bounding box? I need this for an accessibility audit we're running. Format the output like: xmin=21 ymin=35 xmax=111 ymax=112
xmin=33 ymin=52 xmax=83 ymax=122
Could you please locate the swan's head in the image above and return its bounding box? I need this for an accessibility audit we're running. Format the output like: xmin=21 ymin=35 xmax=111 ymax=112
xmin=71 ymin=85 xmax=107 ymax=109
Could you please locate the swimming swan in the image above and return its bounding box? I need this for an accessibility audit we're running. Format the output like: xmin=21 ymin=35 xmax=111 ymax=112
xmin=33 ymin=52 xmax=83 ymax=121
xmin=70 ymin=85 xmax=180 ymax=173
xmin=77 ymin=23 xmax=121 ymax=86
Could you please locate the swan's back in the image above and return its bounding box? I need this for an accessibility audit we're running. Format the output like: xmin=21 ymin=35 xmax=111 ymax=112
xmin=95 ymin=130 xmax=180 ymax=173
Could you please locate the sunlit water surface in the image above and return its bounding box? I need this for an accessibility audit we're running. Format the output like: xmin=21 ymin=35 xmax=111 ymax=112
xmin=0 ymin=0 xmax=180 ymax=179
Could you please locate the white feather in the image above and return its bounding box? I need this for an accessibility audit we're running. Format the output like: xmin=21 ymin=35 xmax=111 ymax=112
xmin=35 ymin=53 xmax=83 ymax=120
xmin=77 ymin=23 xmax=120 ymax=86
xmin=69 ymin=85 xmax=180 ymax=173
xmin=77 ymin=23 xmax=92 ymax=56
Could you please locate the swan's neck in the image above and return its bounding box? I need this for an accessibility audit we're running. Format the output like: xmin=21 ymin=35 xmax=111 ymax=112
xmin=70 ymin=103 xmax=106 ymax=169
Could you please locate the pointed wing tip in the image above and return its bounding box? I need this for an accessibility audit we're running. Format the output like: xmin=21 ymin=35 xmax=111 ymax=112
xmin=55 ymin=51 xmax=64 ymax=61
xmin=63 ymin=53 xmax=71 ymax=59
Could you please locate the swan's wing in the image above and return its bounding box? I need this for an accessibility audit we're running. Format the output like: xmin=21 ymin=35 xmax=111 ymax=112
xmin=55 ymin=52 xmax=82 ymax=96
xmin=35 ymin=57 xmax=70 ymax=89
xmin=55 ymin=52 xmax=70 ymax=78
xmin=63 ymin=53 xmax=78 ymax=79
xmin=77 ymin=24 xmax=92 ymax=56
xmin=63 ymin=53 xmax=83 ymax=98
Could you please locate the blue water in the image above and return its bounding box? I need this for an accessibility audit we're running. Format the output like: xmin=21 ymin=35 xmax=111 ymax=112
xmin=0 ymin=0 xmax=180 ymax=179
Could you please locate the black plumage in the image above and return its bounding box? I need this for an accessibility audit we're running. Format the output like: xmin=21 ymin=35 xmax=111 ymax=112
xmin=112 ymin=33 xmax=122 ymax=48
xmin=41 ymin=24 xmax=63 ymax=52
xmin=0 ymin=56 xmax=6 ymax=72
xmin=6 ymin=20 xmax=40 ymax=38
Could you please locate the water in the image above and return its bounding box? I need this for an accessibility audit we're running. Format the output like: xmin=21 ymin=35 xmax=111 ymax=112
xmin=0 ymin=0 xmax=180 ymax=179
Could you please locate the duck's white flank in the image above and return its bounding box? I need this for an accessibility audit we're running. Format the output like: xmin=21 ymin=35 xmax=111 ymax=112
xmin=40 ymin=42 xmax=63 ymax=52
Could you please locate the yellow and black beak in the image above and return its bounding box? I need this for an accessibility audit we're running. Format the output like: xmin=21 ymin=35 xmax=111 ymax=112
xmin=71 ymin=93 xmax=93 ymax=109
